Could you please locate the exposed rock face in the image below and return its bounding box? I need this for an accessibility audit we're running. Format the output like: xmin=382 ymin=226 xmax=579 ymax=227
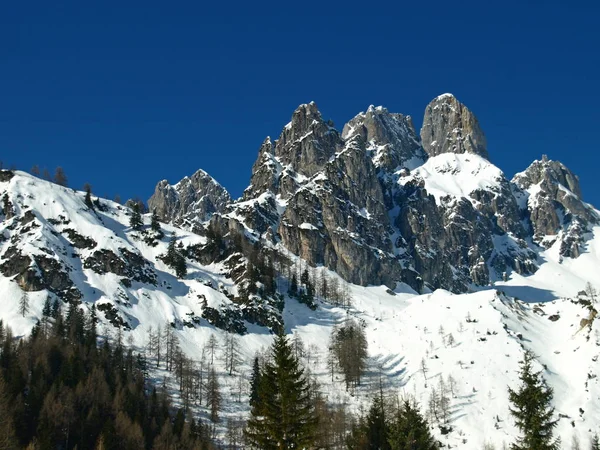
xmin=513 ymin=155 xmax=598 ymax=257
xmin=421 ymin=93 xmax=489 ymax=160
xmin=342 ymin=105 xmax=427 ymax=172
xmin=148 ymin=169 xmax=231 ymax=230
xmin=202 ymin=96 xmax=594 ymax=293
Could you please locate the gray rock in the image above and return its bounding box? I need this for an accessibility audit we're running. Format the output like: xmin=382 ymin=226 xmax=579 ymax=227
xmin=148 ymin=169 xmax=231 ymax=230
xmin=342 ymin=105 xmax=427 ymax=171
xmin=512 ymin=156 xmax=598 ymax=257
xmin=421 ymin=93 xmax=489 ymax=160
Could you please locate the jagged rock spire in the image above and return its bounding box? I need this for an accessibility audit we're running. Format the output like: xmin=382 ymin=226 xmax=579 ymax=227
xmin=420 ymin=93 xmax=489 ymax=160
xmin=342 ymin=105 xmax=427 ymax=172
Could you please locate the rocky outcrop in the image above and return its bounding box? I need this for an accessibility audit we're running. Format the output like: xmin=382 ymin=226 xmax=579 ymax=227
xmin=84 ymin=248 xmax=157 ymax=285
xmin=342 ymin=105 xmax=427 ymax=172
xmin=512 ymin=155 xmax=598 ymax=257
xmin=148 ymin=169 xmax=231 ymax=230
xmin=421 ymin=94 xmax=489 ymax=160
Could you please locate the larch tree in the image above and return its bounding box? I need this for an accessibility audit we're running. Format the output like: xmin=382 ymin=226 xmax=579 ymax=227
xmin=19 ymin=291 xmax=30 ymax=317
xmin=53 ymin=167 xmax=68 ymax=186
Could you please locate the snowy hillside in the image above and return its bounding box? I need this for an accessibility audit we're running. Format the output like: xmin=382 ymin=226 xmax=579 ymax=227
xmin=1 ymin=169 xmax=599 ymax=447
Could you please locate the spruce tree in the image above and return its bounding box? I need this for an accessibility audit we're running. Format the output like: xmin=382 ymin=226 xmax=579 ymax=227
xmin=150 ymin=209 xmax=162 ymax=236
xmin=84 ymin=184 xmax=94 ymax=209
xmin=366 ymin=393 xmax=390 ymax=450
xmin=245 ymin=334 xmax=317 ymax=449
xmin=129 ymin=202 xmax=143 ymax=231
xmin=388 ymin=399 xmax=437 ymax=450
xmin=592 ymin=434 xmax=600 ymax=450
xmin=249 ymin=356 xmax=261 ymax=408
xmin=289 ymin=273 xmax=298 ymax=297
xmin=508 ymin=351 xmax=559 ymax=450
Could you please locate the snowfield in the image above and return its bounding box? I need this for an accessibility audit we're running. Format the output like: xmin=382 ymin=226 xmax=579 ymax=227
xmin=1 ymin=171 xmax=599 ymax=448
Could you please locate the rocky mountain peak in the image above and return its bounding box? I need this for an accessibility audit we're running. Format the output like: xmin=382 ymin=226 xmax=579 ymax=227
xmin=342 ymin=105 xmax=427 ymax=172
xmin=513 ymin=157 xmax=597 ymax=257
xmin=147 ymin=168 xmax=231 ymax=230
xmin=273 ymin=102 xmax=342 ymax=178
xmin=513 ymin=156 xmax=582 ymax=198
xmin=421 ymin=93 xmax=489 ymax=160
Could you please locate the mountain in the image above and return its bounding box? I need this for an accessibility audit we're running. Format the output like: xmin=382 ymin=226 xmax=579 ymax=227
xmin=148 ymin=168 xmax=231 ymax=232
xmin=1 ymin=94 xmax=600 ymax=448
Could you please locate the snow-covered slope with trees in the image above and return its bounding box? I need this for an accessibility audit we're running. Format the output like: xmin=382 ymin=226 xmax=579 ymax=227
xmin=1 ymin=168 xmax=599 ymax=448
xmin=2 ymin=93 xmax=600 ymax=448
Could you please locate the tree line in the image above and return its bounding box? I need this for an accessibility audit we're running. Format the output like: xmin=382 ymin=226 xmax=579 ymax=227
xmin=0 ymin=299 xmax=216 ymax=449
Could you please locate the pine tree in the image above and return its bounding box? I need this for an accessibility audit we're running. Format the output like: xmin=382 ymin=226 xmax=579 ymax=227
xmin=508 ymin=351 xmax=559 ymax=450
xmin=30 ymin=165 xmax=40 ymax=176
xmin=388 ymin=399 xmax=437 ymax=450
xmin=129 ymin=202 xmax=143 ymax=231
xmin=245 ymin=334 xmax=317 ymax=449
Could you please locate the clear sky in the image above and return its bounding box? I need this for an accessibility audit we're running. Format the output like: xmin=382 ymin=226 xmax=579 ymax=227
xmin=1 ymin=1 xmax=599 ymax=205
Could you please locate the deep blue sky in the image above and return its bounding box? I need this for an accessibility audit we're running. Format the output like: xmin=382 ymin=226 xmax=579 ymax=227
xmin=1 ymin=1 xmax=599 ymax=205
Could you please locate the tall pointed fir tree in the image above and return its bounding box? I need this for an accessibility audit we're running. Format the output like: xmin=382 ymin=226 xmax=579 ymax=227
xmin=245 ymin=334 xmax=317 ymax=449
xmin=508 ymin=351 xmax=559 ymax=450
xmin=150 ymin=209 xmax=163 ymax=237
xmin=129 ymin=202 xmax=143 ymax=231
xmin=249 ymin=356 xmax=261 ymax=409
xmin=84 ymin=183 xmax=94 ymax=209
xmin=388 ymin=399 xmax=437 ymax=450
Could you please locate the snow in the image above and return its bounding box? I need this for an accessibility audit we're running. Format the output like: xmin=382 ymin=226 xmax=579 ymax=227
xmin=399 ymin=153 xmax=505 ymax=205
xmin=1 ymin=171 xmax=600 ymax=447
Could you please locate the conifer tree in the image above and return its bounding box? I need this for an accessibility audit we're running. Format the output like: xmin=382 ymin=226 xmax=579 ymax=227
xmin=388 ymin=399 xmax=437 ymax=450
xmin=249 ymin=356 xmax=261 ymax=408
xmin=245 ymin=334 xmax=317 ymax=449
xmin=289 ymin=273 xmax=298 ymax=297
xmin=150 ymin=209 xmax=163 ymax=236
xmin=508 ymin=351 xmax=559 ymax=450
xmin=366 ymin=392 xmax=390 ymax=450
xmin=591 ymin=434 xmax=600 ymax=450
xmin=84 ymin=183 xmax=94 ymax=209
xmin=129 ymin=202 xmax=143 ymax=231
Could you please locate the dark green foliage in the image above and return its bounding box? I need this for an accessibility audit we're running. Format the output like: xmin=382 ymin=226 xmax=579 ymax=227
xmin=129 ymin=202 xmax=143 ymax=231
xmin=249 ymin=356 xmax=261 ymax=408
xmin=162 ymin=236 xmax=187 ymax=278
xmin=150 ymin=209 xmax=163 ymax=237
xmin=366 ymin=394 xmax=391 ymax=450
xmin=0 ymin=304 xmax=216 ymax=450
xmin=245 ymin=334 xmax=317 ymax=449
xmin=592 ymin=434 xmax=600 ymax=450
xmin=348 ymin=396 xmax=437 ymax=450
xmin=508 ymin=351 xmax=560 ymax=450
xmin=289 ymin=273 xmax=298 ymax=297
xmin=84 ymin=184 xmax=94 ymax=209
xmin=388 ymin=400 xmax=438 ymax=450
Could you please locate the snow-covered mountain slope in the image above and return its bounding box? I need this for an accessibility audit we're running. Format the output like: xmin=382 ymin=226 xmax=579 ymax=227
xmin=1 ymin=169 xmax=599 ymax=448
xmin=398 ymin=153 xmax=505 ymax=205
